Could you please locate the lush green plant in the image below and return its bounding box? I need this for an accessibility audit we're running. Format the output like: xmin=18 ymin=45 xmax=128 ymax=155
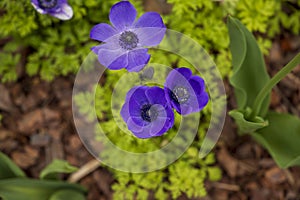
xmin=112 ymin=154 xmax=220 ymax=200
xmin=1 ymin=0 xmax=299 ymax=82
xmin=164 ymin=0 xmax=300 ymax=69
xmin=0 ymin=152 xmax=85 ymax=200
xmin=0 ymin=0 xmax=142 ymax=82
xmin=235 ymin=0 xmax=300 ymax=36
xmin=228 ymin=16 xmax=300 ymax=168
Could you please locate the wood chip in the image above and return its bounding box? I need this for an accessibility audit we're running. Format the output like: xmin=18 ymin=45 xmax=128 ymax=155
xmin=42 ymin=108 xmax=61 ymax=122
xmin=17 ymin=108 xmax=61 ymax=134
xmin=212 ymin=182 xmax=240 ymax=191
xmin=270 ymin=89 xmax=281 ymax=107
xmin=265 ymin=167 xmax=286 ymax=184
xmin=93 ymin=170 xmax=113 ymax=199
xmin=0 ymin=129 xmax=14 ymax=141
xmin=68 ymin=135 xmax=82 ymax=151
xmin=245 ymin=181 xmax=259 ymax=191
xmin=217 ymin=148 xmax=238 ymax=178
xmin=0 ymin=84 xmax=15 ymax=112
xmin=12 ymin=146 xmax=39 ymax=168
xmin=17 ymin=109 xmax=43 ymax=133
xmin=212 ymin=189 xmax=229 ymax=200
xmin=270 ymin=42 xmax=282 ymax=63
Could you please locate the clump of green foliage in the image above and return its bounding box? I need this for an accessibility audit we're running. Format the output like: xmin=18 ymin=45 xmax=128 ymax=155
xmin=112 ymin=155 xmax=221 ymax=200
xmin=0 ymin=0 xmax=142 ymax=82
xmin=235 ymin=0 xmax=300 ymax=36
xmin=165 ymin=0 xmax=300 ymax=70
xmin=0 ymin=0 xmax=299 ymax=82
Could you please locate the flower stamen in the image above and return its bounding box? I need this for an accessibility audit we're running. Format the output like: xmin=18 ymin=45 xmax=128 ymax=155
xmin=37 ymin=0 xmax=58 ymax=9
xmin=141 ymin=104 xmax=158 ymax=122
xmin=119 ymin=31 xmax=139 ymax=50
xmin=171 ymin=86 xmax=190 ymax=104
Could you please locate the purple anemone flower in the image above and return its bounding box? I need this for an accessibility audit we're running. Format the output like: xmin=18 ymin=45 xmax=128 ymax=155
xmin=31 ymin=0 xmax=73 ymax=20
xmin=121 ymin=86 xmax=174 ymax=139
xmin=164 ymin=67 xmax=209 ymax=115
xmin=90 ymin=1 xmax=166 ymax=72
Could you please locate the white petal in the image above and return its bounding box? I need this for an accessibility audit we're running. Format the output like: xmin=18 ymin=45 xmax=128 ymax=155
xmin=52 ymin=3 xmax=73 ymax=20
xmin=31 ymin=2 xmax=47 ymax=14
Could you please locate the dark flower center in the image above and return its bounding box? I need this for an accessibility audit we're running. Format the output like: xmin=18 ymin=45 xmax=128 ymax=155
xmin=171 ymin=86 xmax=190 ymax=104
xmin=141 ymin=104 xmax=158 ymax=122
xmin=119 ymin=31 xmax=139 ymax=50
xmin=38 ymin=0 xmax=57 ymax=9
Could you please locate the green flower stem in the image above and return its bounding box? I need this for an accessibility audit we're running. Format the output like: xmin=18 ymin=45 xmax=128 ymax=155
xmin=250 ymin=52 xmax=300 ymax=120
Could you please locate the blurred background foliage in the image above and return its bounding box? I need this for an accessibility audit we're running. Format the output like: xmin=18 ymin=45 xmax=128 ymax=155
xmin=1 ymin=0 xmax=300 ymax=199
xmin=0 ymin=0 xmax=299 ymax=82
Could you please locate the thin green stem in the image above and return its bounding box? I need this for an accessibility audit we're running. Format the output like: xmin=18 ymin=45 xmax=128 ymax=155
xmin=250 ymin=53 xmax=300 ymax=119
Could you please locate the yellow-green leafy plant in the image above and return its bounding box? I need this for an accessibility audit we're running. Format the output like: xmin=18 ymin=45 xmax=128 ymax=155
xmin=0 ymin=0 xmax=142 ymax=82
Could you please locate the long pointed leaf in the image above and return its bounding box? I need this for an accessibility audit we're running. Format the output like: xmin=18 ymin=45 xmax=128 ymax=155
xmin=0 ymin=152 xmax=26 ymax=179
xmin=0 ymin=178 xmax=86 ymax=200
xmin=50 ymin=189 xmax=86 ymax=200
xmin=253 ymin=112 xmax=300 ymax=168
xmin=228 ymin=16 xmax=270 ymax=117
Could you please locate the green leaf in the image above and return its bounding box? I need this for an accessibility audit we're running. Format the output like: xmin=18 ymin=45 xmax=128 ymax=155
xmin=0 ymin=152 xmax=26 ymax=179
xmin=204 ymin=153 xmax=216 ymax=165
xmin=252 ymin=112 xmax=300 ymax=168
xmin=40 ymin=160 xmax=78 ymax=180
xmin=155 ymin=186 xmax=169 ymax=200
xmin=49 ymin=190 xmax=85 ymax=200
xmin=227 ymin=16 xmax=270 ymax=117
xmin=229 ymin=109 xmax=268 ymax=134
xmin=207 ymin=167 xmax=222 ymax=181
xmin=0 ymin=178 xmax=86 ymax=200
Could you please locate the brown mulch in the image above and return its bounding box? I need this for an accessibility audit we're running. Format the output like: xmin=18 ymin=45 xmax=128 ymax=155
xmin=1 ymin=35 xmax=299 ymax=200
xmin=0 ymin=76 xmax=113 ymax=200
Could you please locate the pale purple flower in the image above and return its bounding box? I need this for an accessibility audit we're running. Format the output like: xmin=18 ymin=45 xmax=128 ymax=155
xmin=121 ymin=86 xmax=174 ymax=139
xmin=90 ymin=1 xmax=166 ymax=72
xmin=31 ymin=0 xmax=73 ymax=20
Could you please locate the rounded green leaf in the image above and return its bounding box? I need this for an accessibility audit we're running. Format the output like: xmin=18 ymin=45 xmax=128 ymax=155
xmin=40 ymin=160 xmax=78 ymax=180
